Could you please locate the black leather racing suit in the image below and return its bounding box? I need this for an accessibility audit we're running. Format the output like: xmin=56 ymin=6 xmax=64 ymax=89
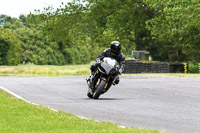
xmin=90 ymin=48 xmax=126 ymax=84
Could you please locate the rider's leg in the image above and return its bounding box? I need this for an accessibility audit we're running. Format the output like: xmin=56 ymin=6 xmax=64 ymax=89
xmin=87 ymin=63 xmax=99 ymax=89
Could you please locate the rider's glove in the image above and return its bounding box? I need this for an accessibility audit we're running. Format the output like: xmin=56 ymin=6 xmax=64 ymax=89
xmin=95 ymin=58 xmax=101 ymax=63
xmin=115 ymin=67 xmax=119 ymax=73
xmin=119 ymin=68 xmax=123 ymax=74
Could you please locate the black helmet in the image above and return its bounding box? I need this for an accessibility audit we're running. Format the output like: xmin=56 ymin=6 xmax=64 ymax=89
xmin=111 ymin=41 xmax=121 ymax=54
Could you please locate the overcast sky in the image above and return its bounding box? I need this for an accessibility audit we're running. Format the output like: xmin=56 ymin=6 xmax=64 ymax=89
xmin=0 ymin=0 xmax=72 ymax=18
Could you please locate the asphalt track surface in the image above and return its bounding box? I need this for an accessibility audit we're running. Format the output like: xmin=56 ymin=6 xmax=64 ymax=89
xmin=0 ymin=76 xmax=200 ymax=133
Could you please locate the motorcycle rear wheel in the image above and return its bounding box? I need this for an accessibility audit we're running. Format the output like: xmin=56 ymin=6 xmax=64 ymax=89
xmin=93 ymin=80 xmax=106 ymax=99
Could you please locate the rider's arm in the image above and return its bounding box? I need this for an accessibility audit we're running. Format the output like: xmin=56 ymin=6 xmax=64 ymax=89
xmin=95 ymin=48 xmax=109 ymax=62
xmin=119 ymin=53 xmax=126 ymax=73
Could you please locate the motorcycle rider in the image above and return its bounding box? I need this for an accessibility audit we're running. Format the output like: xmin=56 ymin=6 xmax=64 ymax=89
xmin=88 ymin=41 xmax=125 ymax=87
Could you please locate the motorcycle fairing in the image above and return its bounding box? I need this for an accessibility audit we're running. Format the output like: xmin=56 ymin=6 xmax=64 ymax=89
xmin=100 ymin=62 xmax=112 ymax=75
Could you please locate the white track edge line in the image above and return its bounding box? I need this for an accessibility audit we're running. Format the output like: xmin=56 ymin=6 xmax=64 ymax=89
xmin=0 ymin=86 xmax=57 ymax=111
xmin=0 ymin=86 xmax=33 ymax=104
xmin=0 ymin=86 xmax=127 ymax=128
xmin=0 ymin=86 xmax=93 ymax=119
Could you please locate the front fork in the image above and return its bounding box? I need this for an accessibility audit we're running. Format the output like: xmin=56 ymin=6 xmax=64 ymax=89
xmin=96 ymin=75 xmax=112 ymax=93
xmin=104 ymin=76 xmax=110 ymax=89
xmin=88 ymin=70 xmax=116 ymax=92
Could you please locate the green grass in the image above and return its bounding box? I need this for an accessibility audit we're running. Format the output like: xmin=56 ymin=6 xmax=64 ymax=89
xmin=0 ymin=65 xmax=198 ymax=133
xmin=0 ymin=64 xmax=91 ymax=76
xmin=0 ymin=90 xmax=160 ymax=133
xmin=0 ymin=64 xmax=200 ymax=77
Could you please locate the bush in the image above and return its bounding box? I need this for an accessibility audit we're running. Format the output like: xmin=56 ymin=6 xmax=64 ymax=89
xmin=188 ymin=63 xmax=199 ymax=73
xmin=63 ymin=45 xmax=91 ymax=64
xmin=0 ymin=28 xmax=21 ymax=65
xmin=16 ymin=27 xmax=66 ymax=65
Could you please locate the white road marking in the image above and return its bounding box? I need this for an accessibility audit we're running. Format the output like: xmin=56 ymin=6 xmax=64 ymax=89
xmin=0 ymin=86 xmax=127 ymax=129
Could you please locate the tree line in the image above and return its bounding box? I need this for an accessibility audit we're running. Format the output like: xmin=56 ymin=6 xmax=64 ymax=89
xmin=0 ymin=0 xmax=199 ymax=66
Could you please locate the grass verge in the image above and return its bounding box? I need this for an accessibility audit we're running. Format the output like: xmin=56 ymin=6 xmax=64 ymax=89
xmin=0 ymin=64 xmax=200 ymax=77
xmin=0 ymin=64 xmax=91 ymax=76
xmin=0 ymin=90 xmax=160 ymax=133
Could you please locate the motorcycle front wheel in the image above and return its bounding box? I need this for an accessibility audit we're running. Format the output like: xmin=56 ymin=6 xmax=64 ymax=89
xmin=93 ymin=80 xmax=106 ymax=99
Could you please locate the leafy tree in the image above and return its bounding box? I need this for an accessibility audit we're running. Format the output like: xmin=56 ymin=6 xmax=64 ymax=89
xmin=63 ymin=45 xmax=90 ymax=64
xmin=0 ymin=28 xmax=21 ymax=65
xmin=27 ymin=2 xmax=92 ymax=63
xmin=1 ymin=14 xmax=67 ymax=65
xmin=26 ymin=1 xmax=155 ymax=61
xmin=2 ymin=0 xmax=200 ymax=65
xmin=15 ymin=25 xmax=66 ymax=65
xmin=86 ymin=0 xmax=154 ymax=55
xmin=144 ymin=0 xmax=200 ymax=62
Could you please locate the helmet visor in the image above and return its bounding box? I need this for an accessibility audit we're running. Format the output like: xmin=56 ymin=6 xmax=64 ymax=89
xmin=111 ymin=45 xmax=120 ymax=54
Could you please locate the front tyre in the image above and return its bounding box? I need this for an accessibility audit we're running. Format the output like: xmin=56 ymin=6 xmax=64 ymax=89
xmin=93 ymin=80 xmax=106 ymax=99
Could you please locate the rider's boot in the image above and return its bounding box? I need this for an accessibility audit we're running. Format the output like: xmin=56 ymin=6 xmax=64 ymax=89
xmin=113 ymin=76 xmax=120 ymax=86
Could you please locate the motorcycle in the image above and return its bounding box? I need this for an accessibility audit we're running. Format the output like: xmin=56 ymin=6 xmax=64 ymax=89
xmin=86 ymin=57 xmax=120 ymax=99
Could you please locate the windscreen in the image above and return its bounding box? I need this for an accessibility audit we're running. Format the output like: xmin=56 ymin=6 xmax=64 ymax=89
xmin=103 ymin=57 xmax=118 ymax=68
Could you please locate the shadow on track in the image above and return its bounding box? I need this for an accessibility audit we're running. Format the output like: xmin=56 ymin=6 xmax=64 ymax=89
xmin=82 ymin=98 xmax=131 ymax=100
